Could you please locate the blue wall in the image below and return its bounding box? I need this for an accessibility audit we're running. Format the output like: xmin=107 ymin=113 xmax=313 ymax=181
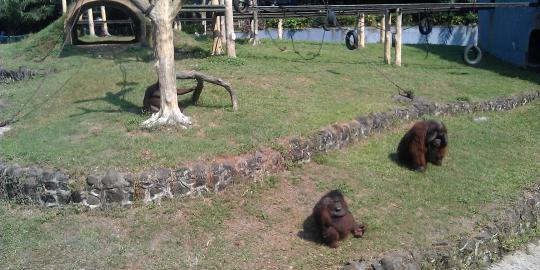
xmin=478 ymin=0 xmax=538 ymax=67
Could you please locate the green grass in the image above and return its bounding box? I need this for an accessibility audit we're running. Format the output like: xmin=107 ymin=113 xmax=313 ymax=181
xmin=1 ymin=104 xmax=538 ymax=269
xmin=0 ymin=28 xmax=539 ymax=173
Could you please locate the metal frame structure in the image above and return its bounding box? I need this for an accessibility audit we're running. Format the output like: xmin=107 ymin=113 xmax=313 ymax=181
xmin=178 ymin=2 xmax=532 ymax=21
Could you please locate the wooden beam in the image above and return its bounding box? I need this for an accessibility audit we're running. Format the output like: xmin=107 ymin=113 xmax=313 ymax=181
xmin=395 ymin=8 xmax=402 ymax=67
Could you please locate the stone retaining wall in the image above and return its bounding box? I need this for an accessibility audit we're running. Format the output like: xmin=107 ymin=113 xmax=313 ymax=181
xmin=1 ymin=91 xmax=539 ymax=207
xmin=341 ymin=184 xmax=540 ymax=270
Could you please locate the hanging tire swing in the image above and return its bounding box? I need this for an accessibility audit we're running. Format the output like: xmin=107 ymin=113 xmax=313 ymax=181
xmin=345 ymin=30 xmax=358 ymax=50
xmin=419 ymin=16 xmax=433 ymax=35
xmin=233 ymin=0 xmax=250 ymax=13
xmin=463 ymin=44 xmax=483 ymax=65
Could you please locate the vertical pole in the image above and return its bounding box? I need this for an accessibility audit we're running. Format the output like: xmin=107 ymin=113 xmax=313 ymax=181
xmin=253 ymin=9 xmax=259 ymax=45
xmin=395 ymin=9 xmax=402 ymax=67
xmin=101 ymin=6 xmax=110 ymax=36
xmin=220 ymin=0 xmax=227 ymax=47
xmin=224 ymin=0 xmax=236 ymax=57
xmin=211 ymin=0 xmax=223 ymax=55
xmin=87 ymin=8 xmax=96 ymax=37
xmin=62 ymin=0 xmax=68 ymax=14
xmin=380 ymin=14 xmax=385 ymax=44
xmin=277 ymin=19 xmax=283 ymax=40
xmin=358 ymin=13 xmax=365 ymax=48
xmin=202 ymin=0 xmax=207 ymax=35
xmin=384 ymin=10 xmax=391 ymax=64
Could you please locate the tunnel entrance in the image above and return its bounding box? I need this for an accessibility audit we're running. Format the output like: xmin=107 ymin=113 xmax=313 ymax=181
xmin=528 ymin=29 xmax=540 ymax=66
xmin=65 ymin=0 xmax=146 ymax=46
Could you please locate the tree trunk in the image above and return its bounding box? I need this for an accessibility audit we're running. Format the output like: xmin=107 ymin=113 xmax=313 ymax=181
xmin=142 ymin=0 xmax=191 ymax=128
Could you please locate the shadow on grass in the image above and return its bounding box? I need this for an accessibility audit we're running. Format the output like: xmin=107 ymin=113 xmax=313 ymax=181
xmin=411 ymin=44 xmax=540 ymax=85
xmin=387 ymin=152 xmax=408 ymax=169
xmin=174 ymin=46 xmax=211 ymax=60
xmin=297 ymin=214 xmax=324 ymax=245
xmin=59 ymin=44 xmax=154 ymax=63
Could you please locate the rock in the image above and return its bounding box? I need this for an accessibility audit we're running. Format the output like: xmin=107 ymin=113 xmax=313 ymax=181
xmin=101 ymin=170 xmax=129 ymax=189
xmin=474 ymin=116 xmax=489 ymax=123
xmin=85 ymin=194 xmax=101 ymax=207
xmin=341 ymin=260 xmax=370 ymax=270
xmin=104 ymin=188 xmax=125 ymax=203
xmin=86 ymin=175 xmax=100 ymax=187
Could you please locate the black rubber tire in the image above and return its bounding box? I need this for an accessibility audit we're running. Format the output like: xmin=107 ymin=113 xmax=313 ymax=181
xmin=233 ymin=0 xmax=250 ymax=13
xmin=463 ymin=44 xmax=482 ymax=65
xmin=419 ymin=17 xmax=433 ymax=35
xmin=345 ymin=30 xmax=358 ymax=50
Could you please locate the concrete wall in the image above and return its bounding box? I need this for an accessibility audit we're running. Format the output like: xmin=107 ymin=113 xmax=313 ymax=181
xmin=237 ymin=26 xmax=478 ymax=46
xmin=478 ymin=0 xmax=538 ymax=67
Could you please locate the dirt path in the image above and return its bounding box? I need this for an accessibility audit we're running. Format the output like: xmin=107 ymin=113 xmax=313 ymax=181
xmin=489 ymin=240 xmax=540 ymax=270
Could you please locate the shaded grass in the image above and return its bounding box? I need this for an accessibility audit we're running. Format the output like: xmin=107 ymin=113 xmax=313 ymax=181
xmin=0 ymin=31 xmax=539 ymax=173
xmin=1 ymin=103 xmax=538 ymax=269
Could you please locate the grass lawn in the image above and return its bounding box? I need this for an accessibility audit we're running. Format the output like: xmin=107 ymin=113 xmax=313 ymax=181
xmin=0 ymin=20 xmax=539 ymax=174
xmin=1 ymin=104 xmax=539 ymax=269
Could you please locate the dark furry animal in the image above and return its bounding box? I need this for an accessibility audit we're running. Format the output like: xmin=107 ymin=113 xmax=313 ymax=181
xmin=312 ymin=190 xmax=366 ymax=248
xmin=397 ymin=120 xmax=448 ymax=171
xmin=142 ymin=83 xmax=192 ymax=113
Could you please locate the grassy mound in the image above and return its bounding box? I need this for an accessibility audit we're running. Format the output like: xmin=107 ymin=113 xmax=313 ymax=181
xmin=2 ymin=17 xmax=64 ymax=61
xmin=0 ymin=32 xmax=539 ymax=172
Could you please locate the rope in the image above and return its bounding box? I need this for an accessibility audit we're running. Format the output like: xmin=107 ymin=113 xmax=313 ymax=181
xmin=356 ymin=48 xmax=409 ymax=96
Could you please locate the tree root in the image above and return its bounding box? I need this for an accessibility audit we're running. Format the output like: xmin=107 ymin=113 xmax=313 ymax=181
xmin=141 ymin=108 xmax=192 ymax=129
xmin=175 ymin=70 xmax=238 ymax=111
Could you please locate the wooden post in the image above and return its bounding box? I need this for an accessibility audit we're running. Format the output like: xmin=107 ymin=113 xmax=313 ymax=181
xmin=358 ymin=13 xmax=365 ymax=48
xmin=380 ymin=14 xmax=385 ymax=43
xmin=62 ymin=0 xmax=68 ymax=14
xmin=101 ymin=6 xmax=111 ymax=36
xmin=220 ymin=0 xmax=227 ymax=47
xmin=201 ymin=0 xmax=207 ymax=35
xmin=384 ymin=10 xmax=391 ymax=64
xmin=224 ymin=0 xmax=236 ymax=57
xmin=277 ymin=19 xmax=283 ymax=40
xmin=87 ymin=8 xmax=96 ymax=36
xmin=211 ymin=0 xmax=223 ymax=55
xmin=395 ymin=9 xmax=402 ymax=67
xmin=250 ymin=3 xmax=259 ymax=45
